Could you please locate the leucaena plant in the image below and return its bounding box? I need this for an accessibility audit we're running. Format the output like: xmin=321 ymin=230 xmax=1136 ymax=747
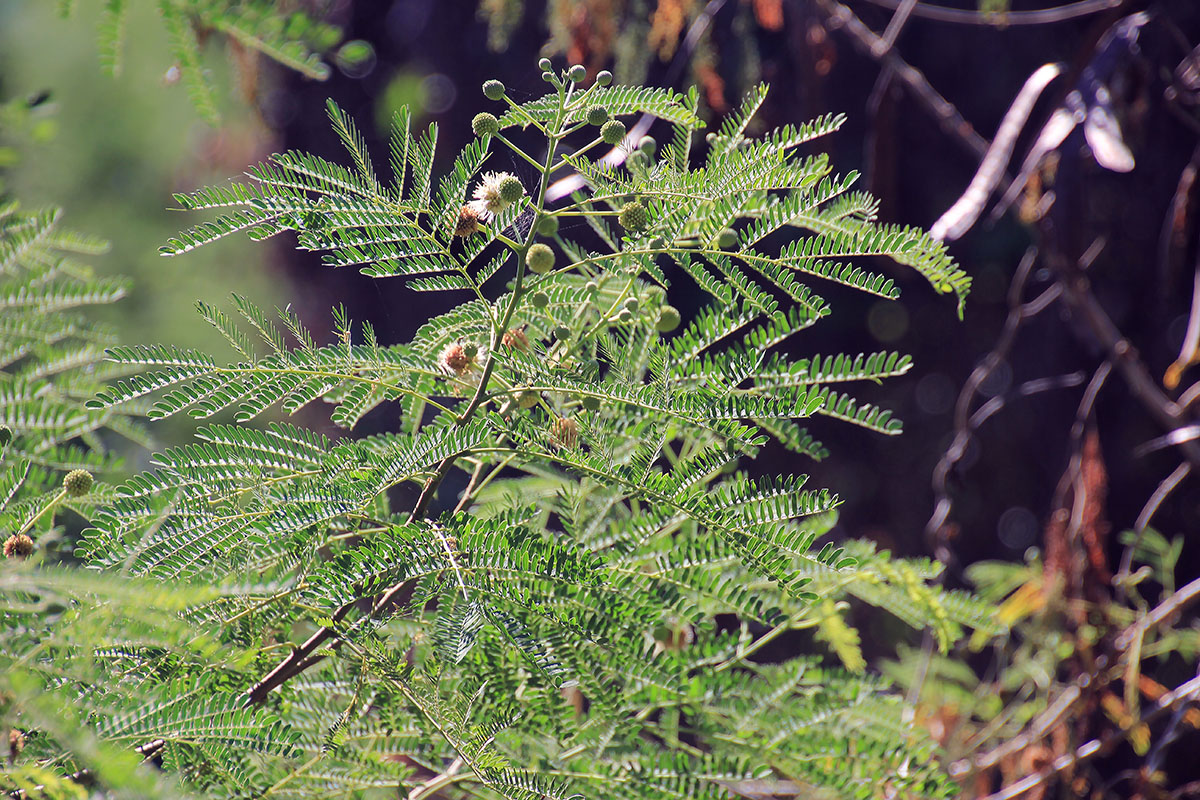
xmin=5 ymin=63 xmax=995 ymax=799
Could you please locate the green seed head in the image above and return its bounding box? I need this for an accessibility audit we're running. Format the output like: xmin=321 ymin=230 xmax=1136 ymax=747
xmin=537 ymin=215 xmax=559 ymax=236
xmin=538 ymin=57 xmax=552 ymax=71
xmin=581 ymin=394 xmax=601 ymax=411
xmin=716 ymin=228 xmax=738 ymax=250
xmin=498 ymin=175 xmax=525 ymax=204
xmin=569 ymin=64 xmax=586 ymax=83
xmin=471 ymin=112 xmax=499 ymax=138
xmin=638 ymin=136 xmax=656 ymax=154
xmin=531 ymin=291 xmax=550 ymax=309
xmin=482 ymin=79 xmax=505 ymax=100
xmin=617 ymin=309 xmax=634 ymax=324
xmin=584 ymin=280 xmax=598 ymax=293
xmin=526 ymin=243 xmax=556 ymax=274
xmin=618 ymin=201 xmax=649 ymax=232
xmin=596 ymin=70 xmax=613 ymax=86
xmin=553 ymin=325 xmax=570 ymax=341
xmin=623 ymin=297 xmax=640 ymax=313
xmin=586 ymin=105 xmax=609 ymax=126
xmin=600 ymin=119 xmax=626 ymax=145
xmin=655 ymin=305 xmax=682 ymax=333
xmin=63 ymin=469 xmax=93 ymax=498
xmin=463 ymin=342 xmax=479 ymax=360
xmin=541 ymin=71 xmax=555 ymax=83
xmin=0 ymin=424 xmax=11 ymax=447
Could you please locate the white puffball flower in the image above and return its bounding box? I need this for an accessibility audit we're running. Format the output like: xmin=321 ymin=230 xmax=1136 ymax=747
xmin=469 ymin=171 xmax=521 ymax=221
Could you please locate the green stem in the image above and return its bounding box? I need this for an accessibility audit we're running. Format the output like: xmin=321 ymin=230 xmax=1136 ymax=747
xmin=16 ymin=488 xmax=67 ymax=537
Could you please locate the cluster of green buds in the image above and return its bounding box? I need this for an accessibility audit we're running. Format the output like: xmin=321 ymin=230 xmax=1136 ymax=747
xmin=463 ymin=59 xmax=692 ymax=435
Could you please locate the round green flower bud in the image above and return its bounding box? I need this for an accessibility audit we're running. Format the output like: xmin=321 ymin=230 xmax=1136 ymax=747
xmin=0 ymin=424 xmax=12 ymax=447
xmin=623 ymin=297 xmax=640 ymax=313
xmin=584 ymin=280 xmax=598 ymax=293
xmin=618 ymin=201 xmax=649 ymax=232
xmin=526 ymin=243 xmax=555 ymax=274
xmin=63 ymin=469 xmax=93 ymax=498
xmin=705 ymin=132 xmax=717 ymax=145
xmin=498 ymin=175 xmax=525 ymax=204
xmin=518 ymin=390 xmax=540 ymax=409
xmin=553 ymin=325 xmax=570 ymax=341
xmin=482 ymin=79 xmax=505 ymax=100
xmin=655 ymin=305 xmax=682 ymax=332
xmin=638 ymin=136 xmax=656 ymax=153
xmin=537 ymin=215 xmax=559 ymax=236
xmin=648 ymin=237 xmax=666 ymax=251
xmin=541 ymin=71 xmax=555 ymax=83
xmin=531 ymin=291 xmax=550 ymax=309
xmin=462 ymin=342 xmax=479 ymax=359
xmin=569 ymin=64 xmax=586 ymax=83
xmin=586 ymin=105 xmax=608 ymax=126
xmin=600 ymin=119 xmax=626 ymax=145
xmin=581 ymin=394 xmax=601 ymax=411
xmin=617 ymin=309 xmax=634 ymax=323
xmin=716 ymin=228 xmax=738 ymax=250
xmin=538 ymin=57 xmax=552 ymax=71
xmin=471 ymin=112 xmax=499 ymax=137
xmin=596 ymin=70 xmax=613 ymax=86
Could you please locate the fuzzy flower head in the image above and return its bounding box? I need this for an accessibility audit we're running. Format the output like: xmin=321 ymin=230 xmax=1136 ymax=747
xmin=469 ymin=172 xmax=523 ymax=222
xmin=440 ymin=342 xmax=475 ymax=376
xmin=454 ymin=205 xmax=482 ymax=237
xmin=4 ymin=533 xmax=33 ymax=559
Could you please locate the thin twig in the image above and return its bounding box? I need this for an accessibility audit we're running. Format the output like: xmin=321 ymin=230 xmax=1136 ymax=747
xmin=949 ymin=677 xmax=1089 ymax=777
xmin=864 ymin=0 xmax=918 ymax=186
xmin=1047 ymin=240 xmax=1200 ymax=470
xmin=979 ymin=673 xmax=1200 ymax=800
xmin=407 ymin=756 xmax=466 ymax=800
xmin=1115 ymin=575 xmax=1200 ymax=652
xmin=1116 ymin=462 xmax=1192 ymax=590
xmin=858 ymin=0 xmax=1123 ymax=27
xmin=814 ymin=0 xmax=990 ymax=160
xmin=925 ymin=248 xmax=1059 ymax=552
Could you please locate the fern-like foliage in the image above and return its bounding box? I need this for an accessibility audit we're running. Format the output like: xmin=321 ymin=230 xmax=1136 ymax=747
xmin=7 ymin=66 xmax=995 ymax=799
xmin=0 ymin=202 xmax=244 ymax=799
xmin=61 ymin=0 xmax=344 ymax=123
xmin=0 ymin=202 xmax=150 ymax=475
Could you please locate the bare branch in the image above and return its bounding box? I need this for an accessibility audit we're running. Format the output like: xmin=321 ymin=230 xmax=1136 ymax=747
xmin=858 ymin=0 xmax=1124 ymax=27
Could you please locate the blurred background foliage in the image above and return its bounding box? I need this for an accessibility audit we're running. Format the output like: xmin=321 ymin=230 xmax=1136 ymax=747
xmin=0 ymin=1 xmax=280 ymax=375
